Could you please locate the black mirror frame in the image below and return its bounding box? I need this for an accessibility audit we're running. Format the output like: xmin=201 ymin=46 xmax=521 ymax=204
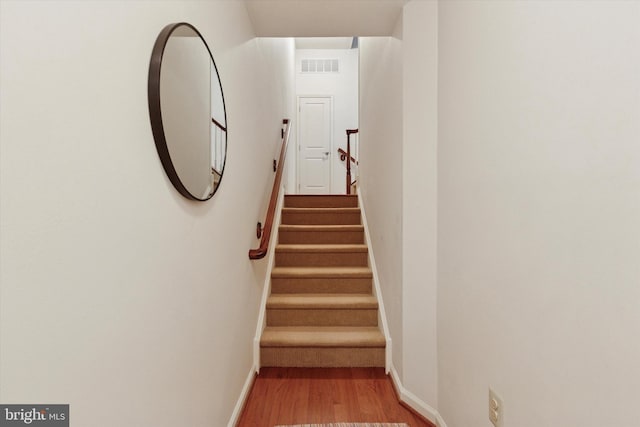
xmin=148 ymin=22 xmax=228 ymax=201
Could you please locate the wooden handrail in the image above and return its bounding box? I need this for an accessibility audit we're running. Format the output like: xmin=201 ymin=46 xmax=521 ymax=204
xmin=337 ymin=148 xmax=358 ymax=165
xmin=249 ymin=119 xmax=291 ymax=260
xmin=345 ymin=129 xmax=358 ymax=195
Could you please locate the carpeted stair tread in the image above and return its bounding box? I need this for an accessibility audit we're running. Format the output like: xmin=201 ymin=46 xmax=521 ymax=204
xmin=267 ymin=293 xmax=378 ymax=309
xmin=271 ymin=266 xmax=372 ymax=278
xmin=278 ymin=224 xmax=365 ymax=245
xmin=281 ymin=207 xmax=362 ymax=225
xmin=260 ymin=347 xmax=384 ymax=367
xmin=285 ymin=194 xmax=358 ymax=208
xmin=261 ymin=326 xmax=385 ymax=348
xmin=275 ymin=244 xmax=369 ymax=267
xmin=279 ymin=224 xmax=364 ymax=231
xmin=270 ymin=266 xmax=373 ymax=294
xmin=276 ymin=244 xmax=368 ymax=253
xmin=282 ymin=207 xmax=361 ymax=214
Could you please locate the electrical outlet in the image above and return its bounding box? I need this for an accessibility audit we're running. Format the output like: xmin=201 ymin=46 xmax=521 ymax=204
xmin=489 ymin=388 xmax=503 ymax=427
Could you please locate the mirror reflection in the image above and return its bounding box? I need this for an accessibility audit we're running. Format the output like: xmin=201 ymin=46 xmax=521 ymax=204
xmin=149 ymin=23 xmax=227 ymax=201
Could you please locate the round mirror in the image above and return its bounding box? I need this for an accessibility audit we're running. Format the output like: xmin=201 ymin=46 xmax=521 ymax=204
xmin=148 ymin=22 xmax=227 ymax=201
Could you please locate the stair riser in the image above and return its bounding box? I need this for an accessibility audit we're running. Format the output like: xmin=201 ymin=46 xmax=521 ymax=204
xmin=278 ymin=230 xmax=364 ymax=245
xmin=271 ymin=277 xmax=372 ymax=294
xmin=276 ymin=252 xmax=368 ymax=267
xmin=261 ymin=347 xmax=385 ymax=368
xmin=285 ymin=195 xmax=358 ymax=208
xmin=267 ymin=309 xmax=378 ymax=327
xmin=281 ymin=212 xmax=361 ymax=225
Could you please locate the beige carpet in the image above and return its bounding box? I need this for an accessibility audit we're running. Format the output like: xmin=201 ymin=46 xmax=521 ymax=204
xmin=261 ymin=194 xmax=386 ymax=368
xmin=275 ymin=424 xmax=409 ymax=427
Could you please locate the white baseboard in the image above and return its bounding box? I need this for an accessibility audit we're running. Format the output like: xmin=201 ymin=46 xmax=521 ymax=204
xmin=357 ymin=188 xmax=392 ymax=373
xmin=235 ymin=189 xmax=285 ymax=425
xmin=252 ymin=188 xmax=286 ymax=373
xmin=389 ymin=365 xmax=448 ymax=427
xmin=436 ymin=413 xmax=449 ymax=427
xmin=227 ymin=368 xmax=256 ymax=427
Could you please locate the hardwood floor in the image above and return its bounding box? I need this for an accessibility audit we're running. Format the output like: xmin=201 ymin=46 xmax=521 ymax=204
xmin=236 ymin=368 xmax=435 ymax=427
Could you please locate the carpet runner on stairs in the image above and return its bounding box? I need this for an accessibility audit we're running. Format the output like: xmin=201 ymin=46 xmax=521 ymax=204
xmin=261 ymin=194 xmax=385 ymax=368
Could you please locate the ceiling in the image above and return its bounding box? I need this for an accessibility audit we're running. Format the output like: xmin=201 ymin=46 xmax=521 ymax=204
xmin=245 ymin=0 xmax=407 ymax=37
xmin=295 ymin=37 xmax=355 ymax=50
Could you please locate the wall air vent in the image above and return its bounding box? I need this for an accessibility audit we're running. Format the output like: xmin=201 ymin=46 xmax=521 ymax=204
xmin=301 ymin=59 xmax=339 ymax=74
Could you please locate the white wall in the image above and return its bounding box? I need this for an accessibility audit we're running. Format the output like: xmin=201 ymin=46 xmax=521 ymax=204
xmin=359 ymin=29 xmax=404 ymax=375
xmin=401 ymin=0 xmax=439 ymax=410
xmin=295 ymin=48 xmax=359 ymax=194
xmin=254 ymin=38 xmax=297 ymax=195
xmin=438 ymin=1 xmax=640 ymax=426
xmin=0 ymin=2 xmax=294 ymax=426
xmin=360 ymin=4 xmax=440 ymax=416
xmin=251 ymin=37 xmax=297 ymax=212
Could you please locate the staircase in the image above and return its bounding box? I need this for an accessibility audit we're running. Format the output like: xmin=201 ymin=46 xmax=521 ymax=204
xmin=260 ymin=194 xmax=385 ymax=368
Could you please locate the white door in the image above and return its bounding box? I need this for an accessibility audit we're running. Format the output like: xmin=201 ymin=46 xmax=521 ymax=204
xmin=298 ymin=97 xmax=332 ymax=194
